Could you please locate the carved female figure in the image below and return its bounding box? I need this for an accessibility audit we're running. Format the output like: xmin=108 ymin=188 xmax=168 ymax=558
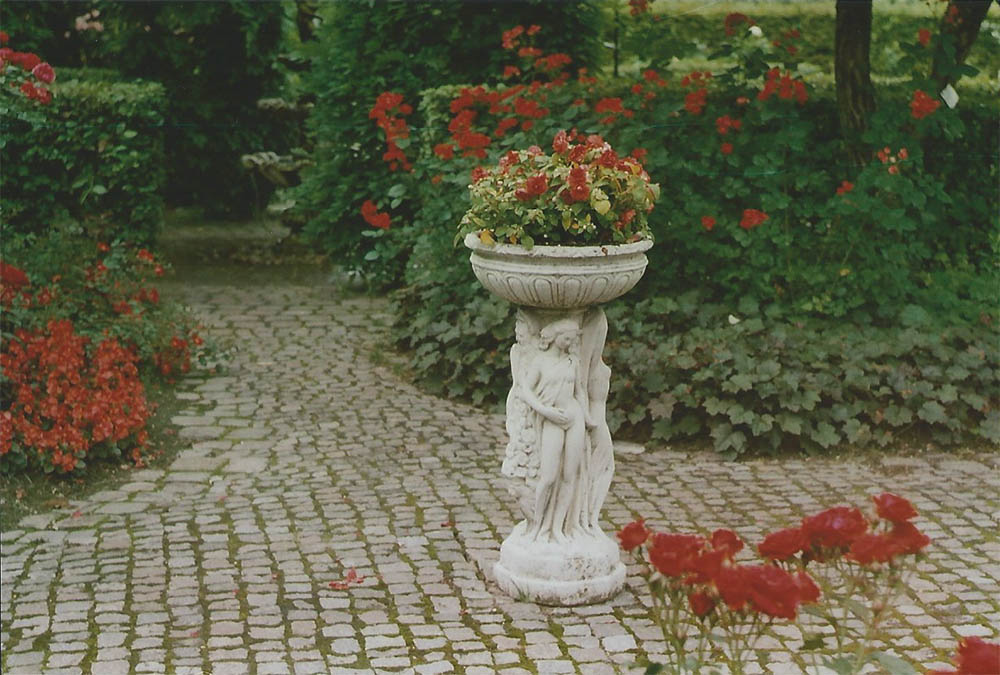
xmin=519 ymin=318 xmax=590 ymax=543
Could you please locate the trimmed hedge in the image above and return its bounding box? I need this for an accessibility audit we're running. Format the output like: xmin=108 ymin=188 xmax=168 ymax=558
xmin=1 ymin=75 xmax=167 ymax=244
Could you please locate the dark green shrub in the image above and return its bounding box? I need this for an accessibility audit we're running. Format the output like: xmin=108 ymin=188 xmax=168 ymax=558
xmin=293 ymin=0 xmax=608 ymax=282
xmin=99 ymin=1 xmax=292 ymax=217
xmin=1 ymin=74 xmax=167 ymax=244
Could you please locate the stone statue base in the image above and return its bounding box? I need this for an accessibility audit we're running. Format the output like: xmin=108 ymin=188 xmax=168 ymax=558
xmin=493 ymin=521 xmax=625 ymax=606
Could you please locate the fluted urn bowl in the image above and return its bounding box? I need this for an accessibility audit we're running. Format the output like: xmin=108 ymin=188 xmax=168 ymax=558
xmin=464 ymin=233 xmax=653 ymax=309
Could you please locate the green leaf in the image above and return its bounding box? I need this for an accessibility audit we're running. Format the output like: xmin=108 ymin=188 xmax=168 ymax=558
xmin=917 ymin=400 xmax=947 ymax=425
xmin=387 ymin=183 xmax=406 ymax=198
xmin=871 ymin=651 xmax=918 ymax=675
xmin=644 ymin=664 xmax=665 ymax=675
xmin=122 ymin=129 xmax=138 ymax=139
xmin=884 ymin=405 xmax=913 ymax=426
xmin=91 ymin=184 xmax=108 ymax=195
xmin=812 ymin=421 xmax=840 ymax=448
xmin=824 ymin=657 xmax=855 ymax=675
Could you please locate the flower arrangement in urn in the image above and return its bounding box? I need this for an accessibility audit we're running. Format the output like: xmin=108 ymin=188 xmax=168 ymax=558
xmin=458 ymin=129 xmax=660 ymax=248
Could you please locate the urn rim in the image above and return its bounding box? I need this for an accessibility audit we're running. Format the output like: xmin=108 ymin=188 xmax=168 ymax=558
xmin=463 ymin=232 xmax=653 ymax=259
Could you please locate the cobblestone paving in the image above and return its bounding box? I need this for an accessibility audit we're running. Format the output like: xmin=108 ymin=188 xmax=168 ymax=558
xmin=2 ymin=280 xmax=998 ymax=674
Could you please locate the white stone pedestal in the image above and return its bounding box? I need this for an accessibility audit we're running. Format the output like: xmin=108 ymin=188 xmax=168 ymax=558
xmin=494 ymin=522 xmax=625 ymax=606
xmin=466 ymin=234 xmax=652 ymax=607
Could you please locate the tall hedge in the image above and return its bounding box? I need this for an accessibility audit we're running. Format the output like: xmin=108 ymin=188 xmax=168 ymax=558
xmin=293 ymin=0 xmax=608 ymax=276
xmin=98 ymin=1 xmax=291 ymax=217
xmin=0 ymin=75 xmax=167 ymax=244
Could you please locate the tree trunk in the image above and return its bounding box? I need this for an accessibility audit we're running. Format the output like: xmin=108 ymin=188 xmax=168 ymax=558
xmin=835 ymin=0 xmax=877 ymax=162
xmin=931 ymin=0 xmax=992 ymax=90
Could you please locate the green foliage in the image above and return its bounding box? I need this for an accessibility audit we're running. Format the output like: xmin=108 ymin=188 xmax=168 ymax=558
xmin=604 ymin=294 xmax=999 ymax=458
xmin=385 ymin=7 xmax=998 ymax=457
xmin=619 ymin=3 xmax=1000 ymax=81
xmin=0 ymin=73 xmax=167 ymax=244
xmin=98 ymin=1 xmax=292 ymax=217
xmin=292 ymin=0 xmax=607 ymax=283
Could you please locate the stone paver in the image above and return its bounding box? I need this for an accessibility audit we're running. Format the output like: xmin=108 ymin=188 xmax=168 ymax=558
xmin=2 ymin=277 xmax=998 ymax=674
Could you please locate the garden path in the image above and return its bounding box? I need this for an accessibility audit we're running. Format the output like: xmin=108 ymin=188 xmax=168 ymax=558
xmin=1 ymin=226 xmax=998 ymax=674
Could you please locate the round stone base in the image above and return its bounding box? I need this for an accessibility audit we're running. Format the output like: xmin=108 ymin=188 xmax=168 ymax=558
xmin=493 ymin=521 xmax=625 ymax=606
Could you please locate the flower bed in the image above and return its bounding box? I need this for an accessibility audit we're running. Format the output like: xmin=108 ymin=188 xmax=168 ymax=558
xmin=1 ymin=237 xmax=210 ymax=474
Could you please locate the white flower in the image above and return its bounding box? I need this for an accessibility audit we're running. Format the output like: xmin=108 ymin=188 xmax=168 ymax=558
xmin=728 ymin=314 xmax=741 ymax=325
xmin=749 ymin=25 xmax=763 ymax=38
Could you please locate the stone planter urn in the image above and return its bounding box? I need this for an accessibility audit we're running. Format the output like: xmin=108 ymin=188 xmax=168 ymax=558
xmin=465 ymin=232 xmax=653 ymax=605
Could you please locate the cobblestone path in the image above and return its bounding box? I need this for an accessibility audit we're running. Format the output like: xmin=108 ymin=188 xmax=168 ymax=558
xmin=2 ymin=279 xmax=998 ymax=674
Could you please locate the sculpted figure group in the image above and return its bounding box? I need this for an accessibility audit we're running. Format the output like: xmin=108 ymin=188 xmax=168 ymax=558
xmin=502 ymin=308 xmax=615 ymax=544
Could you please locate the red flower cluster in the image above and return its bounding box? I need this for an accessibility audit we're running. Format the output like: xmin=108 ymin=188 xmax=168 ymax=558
xmin=1 ymin=261 xmax=30 ymax=305
xmin=153 ymin=333 xmax=197 ymax=378
xmin=918 ymin=28 xmax=932 ymax=46
xmin=836 ymin=180 xmax=854 ymax=195
xmin=758 ymin=494 xmax=930 ymax=565
xmin=619 ymin=520 xmax=820 ymax=621
xmin=724 ymin=12 xmax=755 ymax=36
xmin=930 ymin=637 xmax=1000 ymax=675
xmin=361 ymin=199 xmax=390 ymax=230
xmin=628 ymin=0 xmax=651 ymax=17
xmin=0 ymin=38 xmax=56 ymax=104
xmin=594 ymin=96 xmax=632 ymax=125
xmin=501 ymin=24 xmax=540 ymax=50
xmin=716 ymin=115 xmax=742 ymax=135
xmin=758 ymin=68 xmax=808 ymax=104
xmin=740 ymin=208 xmax=769 ymax=229
xmin=772 ymin=28 xmax=802 ymax=56
xmin=1 ymin=320 xmax=149 ymax=471
xmin=877 ymin=146 xmax=908 ymax=174
xmin=680 ymin=71 xmax=711 ymax=115
xmin=701 ymin=215 xmax=716 ymax=231
xmin=910 ymin=89 xmax=941 ymax=119
xmin=369 ymin=91 xmax=413 ymax=171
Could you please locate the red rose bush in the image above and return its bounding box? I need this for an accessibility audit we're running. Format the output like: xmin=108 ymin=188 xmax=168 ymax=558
xmin=621 ymin=492 xmax=935 ymax=673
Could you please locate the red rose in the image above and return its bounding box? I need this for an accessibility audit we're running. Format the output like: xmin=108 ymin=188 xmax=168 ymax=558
xmin=836 ymin=180 xmax=854 ymax=195
xmin=701 ymin=216 xmax=716 ymax=231
xmin=688 ymin=591 xmax=715 ymax=617
xmin=888 ymin=521 xmax=930 ymax=555
xmin=647 ymin=532 xmax=704 ymax=578
xmin=847 ymin=533 xmax=900 ymax=565
xmin=918 ymin=28 xmax=931 ymax=46
xmin=720 ymin=142 xmax=733 ymax=155
xmin=714 ymin=565 xmax=750 ymax=611
xmin=524 ymin=173 xmax=548 ymax=196
xmin=433 ymin=143 xmax=455 ymax=160
xmin=794 ymin=571 xmax=821 ymax=604
xmin=711 ymin=529 xmax=743 ymax=558
xmin=759 ymin=527 xmax=806 ymax=561
xmin=0 ymin=262 xmax=30 ymax=288
xmin=956 ymin=637 xmax=1000 ymax=674
xmin=910 ymin=89 xmax=941 ymax=119
xmin=802 ymin=506 xmax=868 ymax=550
xmin=739 ymin=208 xmax=769 ymax=230
xmin=31 ymin=62 xmax=55 ymax=84
xmin=745 ymin=564 xmax=803 ymax=620
xmin=552 ymin=130 xmax=570 ymax=153
xmin=873 ymin=492 xmax=918 ymax=522
xmin=616 ymin=519 xmax=650 ymax=551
